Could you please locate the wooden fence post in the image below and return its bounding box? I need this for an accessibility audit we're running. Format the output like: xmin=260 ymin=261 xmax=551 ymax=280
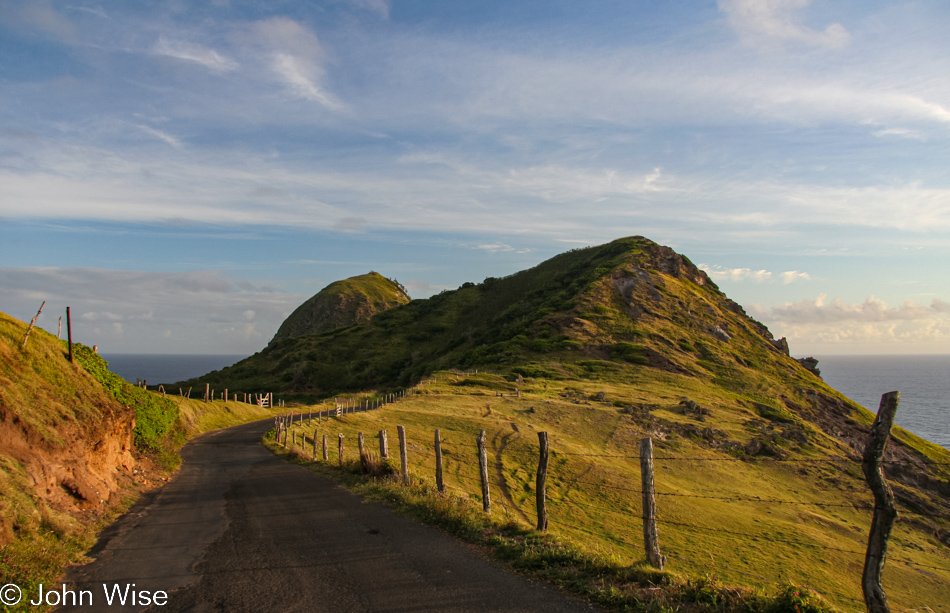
xmin=380 ymin=430 xmax=389 ymax=459
xmin=358 ymin=432 xmax=366 ymax=456
xmin=313 ymin=428 xmax=318 ymax=461
xmin=398 ymin=425 xmax=409 ymax=485
xmin=536 ymin=431 xmax=549 ymax=531
xmin=338 ymin=434 xmax=345 ymax=466
xmin=323 ymin=434 xmax=329 ymax=462
xmin=21 ymin=301 xmax=45 ymax=348
xmin=434 ymin=429 xmax=444 ymax=494
xmin=66 ymin=307 xmax=73 ymax=363
xmin=477 ymin=429 xmax=491 ymax=513
xmin=639 ymin=438 xmax=665 ymax=569
xmin=862 ymin=391 xmax=900 ymax=613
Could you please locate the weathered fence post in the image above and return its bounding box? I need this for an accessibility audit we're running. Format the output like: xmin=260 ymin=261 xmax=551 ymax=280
xmin=313 ymin=428 xmax=318 ymax=461
xmin=66 ymin=306 xmax=73 ymax=363
xmin=862 ymin=391 xmax=900 ymax=613
xmin=358 ymin=431 xmax=366 ymax=456
xmin=536 ymin=431 xmax=549 ymax=531
xmin=477 ymin=429 xmax=491 ymax=513
xmin=434 ymin=429 xmax=444 ymax=494
xmin=338 ymin=433 xmax=345 ymax=466
xmin=21 ymin=301 xmax=45 ymax=348
xmin=323 ymin=434 xmax=329 ymax=462
xmin=205 ymin=383 xmax=210 ymax=403
xmin=380 ymin=430 xmax=389 ymax=459
xmin=640 ymin=437 xmax=665 ymax=569
xmin=398 ymin=425 xmax=409 ymax=485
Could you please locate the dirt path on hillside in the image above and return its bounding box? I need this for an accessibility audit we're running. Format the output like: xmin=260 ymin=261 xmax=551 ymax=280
xmin=60 ymin=419 xmax=595 ymax=612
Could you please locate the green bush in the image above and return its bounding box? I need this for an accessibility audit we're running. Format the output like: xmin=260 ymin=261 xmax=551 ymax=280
xmin=68 ymin=343 xmax=180 ymax=450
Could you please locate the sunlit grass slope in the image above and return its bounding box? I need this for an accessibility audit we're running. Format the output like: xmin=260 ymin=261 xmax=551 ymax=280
xmin=278 ymin=372 xmax=950 ymax=612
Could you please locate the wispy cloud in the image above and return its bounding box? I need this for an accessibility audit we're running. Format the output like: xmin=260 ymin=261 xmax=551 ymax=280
xmin=718 ymin=0 xmax=850 ymax=48
xmin=249 ymin=17 xmax=345 ymax=111
xmin=153 ymin=37 xmax=239 ymax=73
xmin=0 ymin=267 xmax=305 ymax=354
xmin=135 ymin=124 xmax=182 ymax=148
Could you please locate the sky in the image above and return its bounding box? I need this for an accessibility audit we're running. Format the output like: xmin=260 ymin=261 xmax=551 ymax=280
xmin=1 ymin=0 xmax=949 ymax=356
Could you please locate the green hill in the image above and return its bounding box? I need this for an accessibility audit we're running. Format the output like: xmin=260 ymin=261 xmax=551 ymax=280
xmin=186 ymin=236 xmax=802 ymax=397
xmin=269 ymin=271 xmax=409 ymax=345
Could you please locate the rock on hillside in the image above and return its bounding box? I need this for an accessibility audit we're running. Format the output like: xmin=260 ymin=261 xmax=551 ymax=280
xmin=270 ymin=272 xmax=410 ymax=345
xmin=0 ymin=311 xmax=136 ymax=546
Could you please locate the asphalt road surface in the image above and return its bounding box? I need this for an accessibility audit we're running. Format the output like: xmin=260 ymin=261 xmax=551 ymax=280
xmin=62 ymin=419 xmax=596 ymax=612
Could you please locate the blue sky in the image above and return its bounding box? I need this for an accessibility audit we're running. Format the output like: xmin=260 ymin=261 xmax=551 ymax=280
xmin=1 ymin=0 xmax=949 ymax=356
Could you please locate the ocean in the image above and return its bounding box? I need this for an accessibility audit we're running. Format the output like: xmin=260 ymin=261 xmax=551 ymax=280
xmin=817 ymin=354 xmax=950 ymax=451
xmin=101 ymin=354 xmax=249 ymax=387
xmin=101 ymin=352 xmax=949 ymax=451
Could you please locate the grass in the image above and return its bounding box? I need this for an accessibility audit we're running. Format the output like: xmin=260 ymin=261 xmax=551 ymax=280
xmin=269 ymin=372 xmax=950 ymax=612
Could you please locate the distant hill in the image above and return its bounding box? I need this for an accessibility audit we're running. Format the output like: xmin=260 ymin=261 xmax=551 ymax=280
xmin=184 ymin=236 xmax=800 ymax=396
xmin=270 ymin=271 xmax=410 ymax=345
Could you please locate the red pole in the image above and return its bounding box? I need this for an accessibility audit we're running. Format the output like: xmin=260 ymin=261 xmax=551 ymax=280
xmin=66 ymin=307 xmax=74 ymax=363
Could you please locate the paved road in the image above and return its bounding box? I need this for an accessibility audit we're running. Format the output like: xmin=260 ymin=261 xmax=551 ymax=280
xmin=62 ymin=419 xmax=596 ymax=612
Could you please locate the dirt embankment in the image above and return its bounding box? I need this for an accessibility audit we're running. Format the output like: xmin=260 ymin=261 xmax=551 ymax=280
xmin=0 ymin=312 xmax=138 ymax=547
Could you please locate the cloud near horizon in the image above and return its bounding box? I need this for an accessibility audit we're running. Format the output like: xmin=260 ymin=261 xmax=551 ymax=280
xmin=0 ymin=267 xmax=306 ymax=354
xmin=752 ymin=294 xmax=950 ymax=351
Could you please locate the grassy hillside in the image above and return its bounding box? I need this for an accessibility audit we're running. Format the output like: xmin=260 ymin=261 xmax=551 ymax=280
xmin=273 ymin=372 xmax=950 ymax=612
xmin=269 ymin=271 xmax=410 ymax=345
xmin=0 ymin=312 xmax=140 ymax=604
xmin=183 ymin=237 xmax=787 ymax=395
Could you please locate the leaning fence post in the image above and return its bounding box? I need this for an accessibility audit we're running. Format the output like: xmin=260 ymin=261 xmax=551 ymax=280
xmin=862 ymin=391 xmax=900 ymax=613
xmin=477 ymin=429 xmax=491 ymax=513
xmin=640 ymin=437 xmax=665 ymax=569
xmin=323 ymin=434 xmax=329 ymax=462
xmin=397 ymin=425 xmax=409 ymax=485
xmin=435 ymin=429 xmax=444 ymax=494
xmin=338 ymin=434 xmax=345 ymax=466
xmin=313 ymin=428 xmax=318 ymax=461
xmin=380 ymin=430 xmax=389 ymax=459
xmin=536 ymin=432 xmax=549 ymax=531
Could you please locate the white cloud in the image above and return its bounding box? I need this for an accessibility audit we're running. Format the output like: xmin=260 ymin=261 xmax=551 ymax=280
xmin=699 ymin=265 xmax=811 ymax=284
xmin=780 ymin=270 xmax=810 ymax=284
xmin=153 ymin=37 xmax=239 ymax=73
xmin=476 ymin=243 xmax=515 ymax=253
xmin=718 ymin=0 xmax=850 ymax=48
xmin=136 ymin=124 xmax=181 ymax=148
xmin=404 ymin=279 xmax=454 ymax=299
xmin=0 ymin=267 xmax=306 ymax=354
xmin=752 ymin=294 xmax=950 ymax=352
xmin=249 ymin=17 xmax=344 ymax=111
xmin=756 ymin=294 xmax=949 ymax=324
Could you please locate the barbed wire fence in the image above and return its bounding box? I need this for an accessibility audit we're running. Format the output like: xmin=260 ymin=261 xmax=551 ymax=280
xmin=274 ymin=387 xmax=949 ymax=612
